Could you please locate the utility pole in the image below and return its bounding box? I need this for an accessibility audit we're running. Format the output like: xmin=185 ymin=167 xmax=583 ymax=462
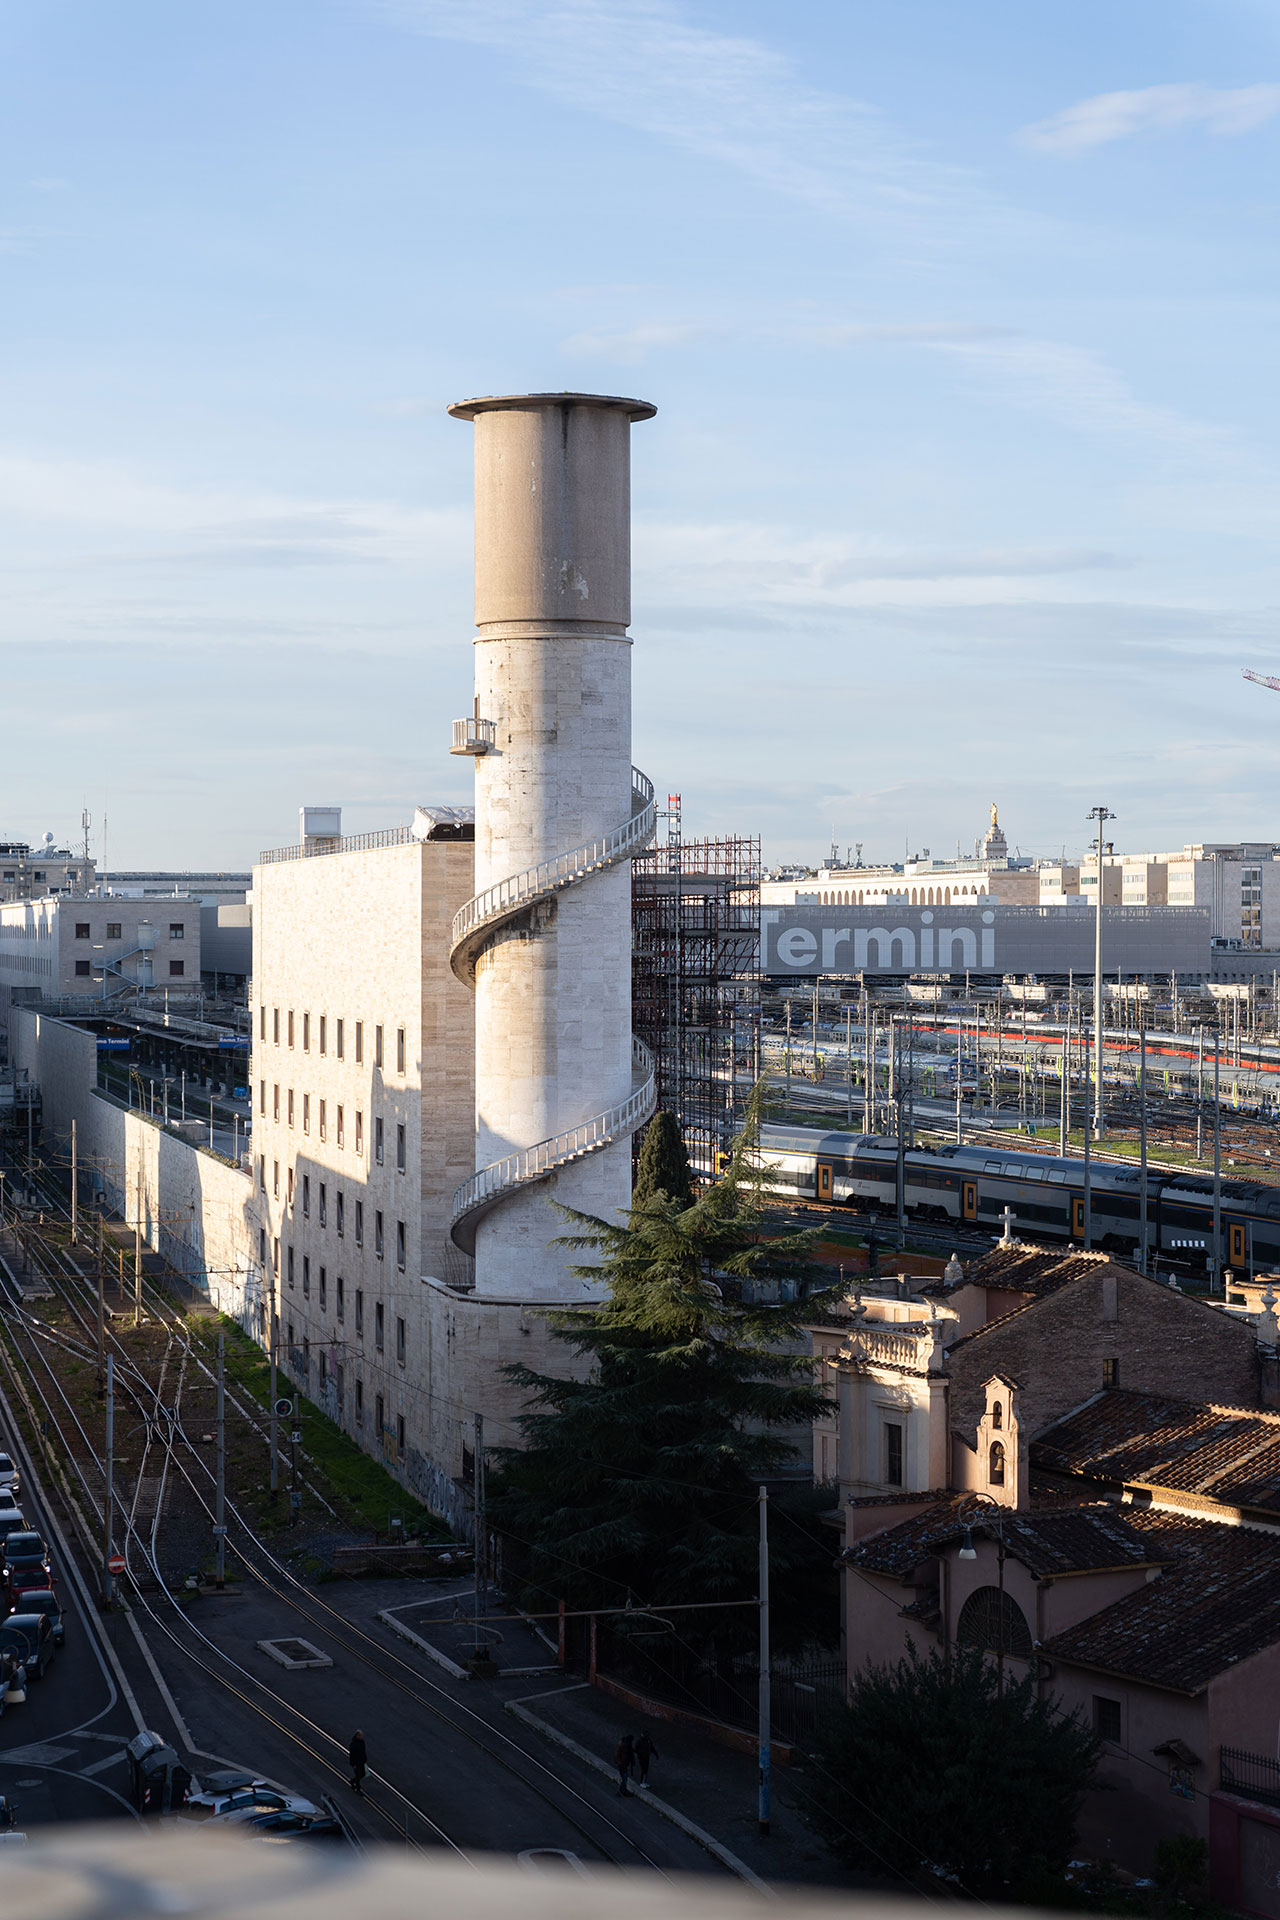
xmin=181 ymin=1069 xmax=186 ymax=1125
xmin=268 ymin=1275 xmax=279 ymax=1497
xmin=758 ymin=1485 xmax=771 ymax=1837
xmin=1058 ymin=1002 xmax=1069 ymax=1157
xmin=784 ymin=998 xmax=792 ymax=1111
xmin=133 ymin=1170 xmax=142 ymax=1328
xmin=864 ymin=998 xmax=873 ymax=1133
xmin=1082 ymin=1094 xmax=1092 ymax=1250
xmin=812 ymin=976 xmax=819 ymax=1082
xmin=209 ymin=1093 xmax=215 ymax=1150
xmin=845 ymin=1002 xmax=853 ymax=1127
xmin=70 ymin=1119 xmax=78 ymax=1244
xmin=1138 ymin=1012 xmax=1148 ymax=1272
xmin=102 ymin=1353 xmax=114 ymax=1607
xmin=1196 ymin=1026 xmax=1205 ymax=1159
xmin=955 ymin=1013 xmax=963 ymax=1145
xmin=96 ymin=1214 xmax=106 ymax=1394
xmin=894 ymin=1020 xmax=906 ymax=1247
xmin=1087 ymin=805 xmax=1115 ymax=1139
xmin=1220 ymin=1036 xmax=1228 ymax=1290
xmin=473 ymin=1412 xmax=485 ymax=1649
xmin=214 ymin=1332 xmax=226 ymax=1589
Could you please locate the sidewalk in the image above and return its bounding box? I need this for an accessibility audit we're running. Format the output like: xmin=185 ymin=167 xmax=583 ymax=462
xmin=501 ymin=1676 xmax=880 ymax=1891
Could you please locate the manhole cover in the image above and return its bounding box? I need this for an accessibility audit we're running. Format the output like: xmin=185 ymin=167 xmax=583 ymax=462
xmin=257 ymin=1637 xmax=332 ymax=1670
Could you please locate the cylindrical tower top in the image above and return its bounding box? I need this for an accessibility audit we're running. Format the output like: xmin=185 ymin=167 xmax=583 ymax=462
xmin=448 ymin=391 xmax=656 ymax=633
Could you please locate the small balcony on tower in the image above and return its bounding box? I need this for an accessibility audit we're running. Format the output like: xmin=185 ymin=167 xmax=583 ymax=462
xmin=451 ymin=706 xmax=497 ymax=756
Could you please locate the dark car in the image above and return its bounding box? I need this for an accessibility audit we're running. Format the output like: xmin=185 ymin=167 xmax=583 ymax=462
xmin=0 ymin=1613 xmax=54 ymax=1680
xmin=8 ymin=1568 xmax=57 ymax=1608
xmin=13 ymin=1591 xmax=63 ymax=1646
xmin=0 ymin=1516 xmax=28 ymax=1547
xmin=1 ymin=1533 xmax=46 ymax=1570
xmin=239 ymin=1810 xmax=347 ymax=1844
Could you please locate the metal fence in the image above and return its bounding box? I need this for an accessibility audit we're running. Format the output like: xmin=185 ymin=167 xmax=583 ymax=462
xmin=1221 ymin=1746 xmax=1280 ymax=1808
xmin=258 ymin=826 xmax=416 ymax=865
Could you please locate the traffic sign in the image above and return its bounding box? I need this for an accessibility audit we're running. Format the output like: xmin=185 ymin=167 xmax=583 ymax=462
xmin=107 ymin=1553 xmax=125 ymax=1575
xmin=273 ymin=1398 xmax=294 ymax=1419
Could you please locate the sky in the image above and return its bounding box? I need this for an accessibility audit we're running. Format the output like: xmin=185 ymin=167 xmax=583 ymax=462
xmin=3 ymin=0 xmax=1280 ymax=871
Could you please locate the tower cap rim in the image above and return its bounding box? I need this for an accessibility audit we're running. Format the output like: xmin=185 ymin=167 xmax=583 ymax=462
xmin=448 ymin=391 xmax=656 ymax=423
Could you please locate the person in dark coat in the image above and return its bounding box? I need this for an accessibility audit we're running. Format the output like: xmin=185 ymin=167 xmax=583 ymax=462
xmin=349 ymin=1729 xmax=367 ymax=1794
xmin=613 ymin=1733 xmax=635 ymax=1796
xmin=635 ymin=1731 xmax=659 ymax=1788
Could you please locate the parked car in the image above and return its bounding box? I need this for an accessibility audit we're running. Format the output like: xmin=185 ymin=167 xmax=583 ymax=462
xmin=8 ymin=1569 xmax=56 ymax=1608
xmin=0 ymin=1516 xmax=29 ymax=1548
xmin=1 ymin=1533 xmax=46 ymax=1570
xmin=240 ymin=1810 xmax=347 ymax=1844
xmin=0 ymin=1614 xmax=54 ymax=1681
xmin=188 ymin=1773 xmax=319 ymax=1819
xmin=0 ymin=1455 xmax=20 ymax=1499
xmin=0 ymin=1648 xmax=25 ymax=1714
xmin=0 ymin=1492 xmax=20 ymax=1521
xmin=13 ymin=1591 xmax=63 ymax=1647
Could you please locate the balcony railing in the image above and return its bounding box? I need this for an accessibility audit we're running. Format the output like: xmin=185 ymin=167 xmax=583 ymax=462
xmin=1221 ymin=1747 xmax=1280 ymax=1808
xmin=451 ymin=717 xmax=498 ymax=756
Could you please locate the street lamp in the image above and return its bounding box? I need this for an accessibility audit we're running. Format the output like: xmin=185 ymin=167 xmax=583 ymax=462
xmin=1086 ymin=807 xmax=1115 ymax=1141
xmin=955 ymin=1490 xmax=1009 ymax=1698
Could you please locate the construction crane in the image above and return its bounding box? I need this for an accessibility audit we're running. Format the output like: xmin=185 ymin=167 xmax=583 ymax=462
xmin=1243 ymin=669 xmax=1280 ymax=694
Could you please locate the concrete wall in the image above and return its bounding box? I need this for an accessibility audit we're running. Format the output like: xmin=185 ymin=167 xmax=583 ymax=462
xmin=9 ymin=1008 xmax=257 ymax=1324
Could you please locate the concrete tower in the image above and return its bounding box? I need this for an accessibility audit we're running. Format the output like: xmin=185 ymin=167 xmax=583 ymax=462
xmin=447 ymin=393 xmax=657 ymax=1298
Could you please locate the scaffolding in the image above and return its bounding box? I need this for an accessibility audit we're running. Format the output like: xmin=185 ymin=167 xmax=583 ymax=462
xmin=632 ymin=799 xmax=761 ymax=1178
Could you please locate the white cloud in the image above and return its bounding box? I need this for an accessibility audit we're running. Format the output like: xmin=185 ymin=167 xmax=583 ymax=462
xmin=1021 ymin=82 xmax=1280 ymax=154
xmin=378 ymin=0 xmax=991 ymax=230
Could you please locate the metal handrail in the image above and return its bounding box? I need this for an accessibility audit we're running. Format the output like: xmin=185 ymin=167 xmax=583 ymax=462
xmin=449 ymin=1038 xmax=655 ymax=1253
xmin=452 ymin=717 xmax=498 ymax=751
xmin=450 ymin=768 xmax=655 ymax=982
xmin=258 ymin=826 xmax=416 ymax=866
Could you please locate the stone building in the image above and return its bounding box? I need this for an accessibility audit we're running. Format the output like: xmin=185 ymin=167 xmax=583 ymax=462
xmin=0 ymin=895 xmax=201 ymax=1033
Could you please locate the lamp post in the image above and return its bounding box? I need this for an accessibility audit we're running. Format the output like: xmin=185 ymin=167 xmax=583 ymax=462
xmin=1086 ymin=807 xmax=1115 ymax=1140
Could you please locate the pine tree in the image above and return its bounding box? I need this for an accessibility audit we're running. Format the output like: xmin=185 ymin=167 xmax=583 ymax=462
xmin=487 ymin=1086 xmax=847 ymax=1659
xmin=632 ymin=1110 xmax=694 ymax=1207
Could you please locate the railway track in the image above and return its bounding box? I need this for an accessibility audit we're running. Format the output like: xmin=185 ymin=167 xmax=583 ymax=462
xmin=0 ymin=1161 xmax=681 ymax=1874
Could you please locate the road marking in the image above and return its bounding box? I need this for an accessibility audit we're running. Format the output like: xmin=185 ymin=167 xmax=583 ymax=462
xmin=79 ymin=1750 xmax=126 ymax=1778
xmin=2 ymin=1743 xmax=77 ymax=1766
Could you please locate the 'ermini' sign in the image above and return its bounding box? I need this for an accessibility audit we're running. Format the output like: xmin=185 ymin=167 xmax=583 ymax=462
xmin=760 ymin=904 xmax=1212 ymax=977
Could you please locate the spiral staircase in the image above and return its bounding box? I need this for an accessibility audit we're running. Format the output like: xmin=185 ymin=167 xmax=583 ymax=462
xmin=448 ymin=768 xmax=658 ymax=1257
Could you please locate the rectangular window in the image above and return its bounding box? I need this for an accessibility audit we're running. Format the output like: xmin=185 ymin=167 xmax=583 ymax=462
xmin=302 ymin=1013 xmax=310 ymax=1053
xmin=273 ymin=1084 xmax=280 ymax=1121
xmin=1093 ymin=1697 xmax=1122 ymax=1743
xmin=75 ymin=959 xmax=91 ymax=977
xmin=75 ymin=922 xmax=90 ymax=939
xmin=169 ymin=922 xmax=185 ymax=941
xmin=1102 ymin=1358 xmax=1120 ymax=1389
xmin=273 ymin=1008 xmax=280 ymax=1043
xmin=260 ymin=1227 xmax=267 ymax=1267
xmin=336 ymin=1190 xmax=345 ymax=1237
xmin=396 ymin=1315 xmax=405 ymax=1366
xmin=336 ymin=1275 xmax=345 ymax=1322
xmin=396 ymin=1221 xmax=406 ymax=1271
xmin=259 ymin=1080 xmax=266 ymax=1116
xmin=302 ymin=1174 xmax=310 ymax=1217
xmin=258 ymin=1154 xmax=266 ymax=1191
xmin=355 ymin=1288 xmax=364 ymax=1336
xmin=355 ymin=1111 xmax=363 ymax=1155
xmin=396 ymin=1124 xmax=406 ymax=1173
xmin=287 ymin=1010 xmax=294 ymax=1047
xmin=375 ymin=1302 xmax=384 ymax=1350
xmin=287 ymin=1320 xmax=294 ymax=1349
xmin=303 ymin=1093 xmax=310 ymax=1135
xmin=355 ymin=1200 xmax=364 ymax=1247
xmin=375 ymin=1210 xmax=384 ymax=1260
xmin=397 ymin=1414 xmax=405 ymax=1452
xmin=287 ymin=1244 xmax=294 ymax=1288
xmin=260 ymin=1006 xmax=267 ymax=1041
xmin=287 ymin=1088 xmax=294 ymax=1128
xmin=319 ymin=1014 xmax=327 ymax=1055
xmin=319 ymin=1183 xmax=327 ymax=1227
xmin=355 ymin=1021 xmax=364 ymax=1064
xmin=302 ymin=1335 xmax=310 ymax=1382
xmin=169 ymin=960 xmax=185 ymax=978
xmin=273 ymin=1159 xmax=280 ymax=1198
xmin=302 ymin=1255 xmax=310 ymax=1298
xmin=336 ymin=1018 xmax=344 ymax=1060
xmin=375 ymin=1393 xmax=384 ymax=1437
xmin=885 ymin=1422 xmax=903 ymax=1487
xmin=272 ymin=1236 xmax=280 ymax=1275
xmin=355 ymin=1378 xmax=364 ymax=1424
xmin=319 ymin=1267 xmax=327 ymax=1313
xmin=337 ymin=1105 xmax=345 ymax=1148
xmin=375 ymin=1025 xmax=383 ymax=1069
xmin=286 ymin=1167 xmax=294 ymax=1205
xmin=375 ymin=1118 xmax=384 ymax=1165
xmin=106 ymin=921 xmax=121 ymax=941
xmin=318 ymin=1098 xmax=327 ymax=1141
xmin=397 ymin=1027 xmax=406 ymax=1075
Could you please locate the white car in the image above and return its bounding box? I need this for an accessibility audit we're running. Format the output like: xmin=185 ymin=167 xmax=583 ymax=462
xmin=0 ymin=1458 xmax=18 ymax=1500
xmin=186 ymin=1773 xmax=319 ymax=1820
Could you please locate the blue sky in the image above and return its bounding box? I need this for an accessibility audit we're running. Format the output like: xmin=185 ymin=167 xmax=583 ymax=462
xmin=3 ymin=0 xmax=1280 ymax=870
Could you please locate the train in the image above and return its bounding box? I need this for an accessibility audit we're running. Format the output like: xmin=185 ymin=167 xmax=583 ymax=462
xmin=756 ymin=1123 xmax=1280 ymax=1274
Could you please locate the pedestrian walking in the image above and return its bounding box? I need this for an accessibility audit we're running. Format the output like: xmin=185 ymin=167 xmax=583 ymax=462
xmin=614 ymin=1733 xmax=635 ymax=1797
xmin=635 ymin=1731 xmax=659 ymax=1789
xmin=348 ymin=1729 xmax=367 ymax=1794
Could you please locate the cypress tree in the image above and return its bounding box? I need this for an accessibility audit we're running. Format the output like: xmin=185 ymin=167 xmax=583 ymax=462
xmin=632 ymin=1109 xmax=694 ymax=1207
xmin=487 ymin=1086 xmax=848 ymax=1659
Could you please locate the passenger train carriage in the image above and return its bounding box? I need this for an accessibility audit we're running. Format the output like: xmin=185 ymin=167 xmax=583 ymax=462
xmin=757 ymin=1124 xmax=1280 ymax=1272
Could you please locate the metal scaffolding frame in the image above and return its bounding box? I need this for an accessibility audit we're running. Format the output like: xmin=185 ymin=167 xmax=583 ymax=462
xmin=631 ymin=803 xmax=761 ymax=1178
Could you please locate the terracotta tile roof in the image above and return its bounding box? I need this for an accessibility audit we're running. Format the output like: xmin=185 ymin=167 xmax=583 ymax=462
xmin=951 ymin=1245 xmax=1119 ymax=1296
xmin=1033 ymin=1390 xmax=1280 ymax=1518
xmin=844 ymin=1499 xmax=1167 ymax=1580
xmin=1044 ymin=1522 xmax=1280 ymax=1693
